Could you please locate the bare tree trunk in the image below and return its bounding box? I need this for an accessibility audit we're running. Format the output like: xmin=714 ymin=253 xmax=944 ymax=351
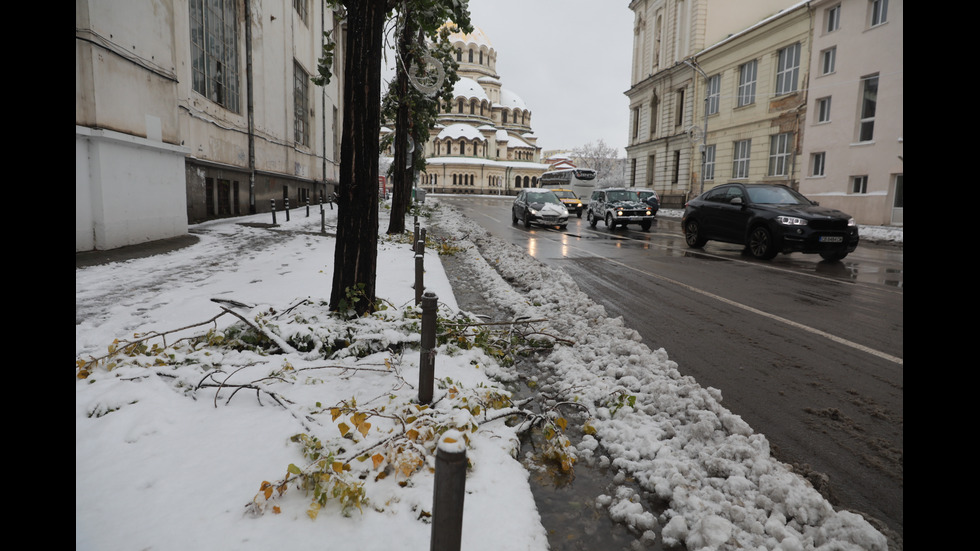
xmin=386 ymin=7 xmax=416 ymax=236
xmin=330 ymin=1 xmax=388 ymax=314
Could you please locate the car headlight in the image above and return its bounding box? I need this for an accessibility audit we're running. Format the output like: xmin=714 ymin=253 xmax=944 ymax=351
xmin=616 ymin=209 xmax=623 ymax=216
xmin=645 ymin=209 xmax=652 ymax=215
xmin=529 ymin=208 xmax=538 ymax=215
xmin=776 ymin=216 xmax=808 ymax=226
xmin=847 ymin=218 xmax=856 ymax=226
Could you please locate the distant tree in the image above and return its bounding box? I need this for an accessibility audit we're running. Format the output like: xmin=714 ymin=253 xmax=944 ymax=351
xmin=572 ymin=139 xmax=620 ymax=181
xmin=383 ymin=2 xmax=472 ymax=235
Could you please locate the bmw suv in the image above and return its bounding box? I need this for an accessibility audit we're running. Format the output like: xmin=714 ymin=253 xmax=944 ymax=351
xmin=682 ymin=183 xmax=859 ymax=261
xmin=586 ymin=188 xmax=655 ymax=231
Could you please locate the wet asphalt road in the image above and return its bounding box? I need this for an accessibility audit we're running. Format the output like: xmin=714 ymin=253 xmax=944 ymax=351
xmin=436 ymin=195 xmax=904 ymax=547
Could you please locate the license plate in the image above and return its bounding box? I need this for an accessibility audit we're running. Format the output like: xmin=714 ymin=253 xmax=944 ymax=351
xmin=819 ymin=236 xmax=843 ymax=243
xmin=629 ymin=217 xmax=643 ymax=221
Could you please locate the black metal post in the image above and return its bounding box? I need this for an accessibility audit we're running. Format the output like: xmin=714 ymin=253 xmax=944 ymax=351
xmin=271 ymin=199 xmax=277 ymax=224
xmin=285 ymin=197 xmax=290 ymax=221
xmin=418 ymin=291 xmax=437 ymax=404
xmin=306 ymin=198 xmax=310 ymax=217
xmin=430 ymin=432 xmax=466 ymax=551
xmin=415 ymin=228 xmax=426 ymax=306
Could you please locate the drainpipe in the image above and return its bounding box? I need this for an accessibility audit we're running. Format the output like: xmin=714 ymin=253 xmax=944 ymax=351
xmin=683 ymin=58 xmax=708 ymax=196
xmin=245 ymin=0 xmax=256 ymax=213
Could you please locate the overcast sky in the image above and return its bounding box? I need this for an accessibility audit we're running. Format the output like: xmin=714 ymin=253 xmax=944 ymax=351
xmin=384 ymin=1 xmax=635 ymax=158
xmin=465 ymin=1 xmax=634 ymax=157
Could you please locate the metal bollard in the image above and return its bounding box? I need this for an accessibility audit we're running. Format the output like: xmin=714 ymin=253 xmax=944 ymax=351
xmin=321 ymin=206 xmax=326 ymax=234
xmin=285 ymin=197 xmax=290 ymax=221
xmin=414 ymin=228 xmax=426 ymax=306
xmin=430 ymin=430 xmax=467 ymax=551
xmin=413 ymin=216 xmax=420 ymax=253
xmin=271 ymin=199 xmax=277 ymax=224
xmin=418 ymin=292 xmax=437 ymax=404
xmin=306 ymin=198 xmax=310 ymax=217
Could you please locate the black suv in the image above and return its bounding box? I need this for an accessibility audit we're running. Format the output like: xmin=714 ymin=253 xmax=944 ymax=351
xmin=586 ymin=188 xmax=655 ymax=231
xmin=682 ymin=183 xmax=859 ymax=261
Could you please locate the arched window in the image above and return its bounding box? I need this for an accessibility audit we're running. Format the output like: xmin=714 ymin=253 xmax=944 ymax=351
xmin=531 ymin=176 xmax=537 ymax=187
xmin=456 ymin=48 xmax=462 ymax=62
xmin=515 ymin=175 xmax=521 ymax=188
xmin=470 ymin=99 xmax=476 ymax=114
xmin=468 ymin=49 xmax=473 ymax=63
xmin=452 ymin=174 xmax=457 ymax=186
xmin=502 ymin=111 xmax=508 ymax=124
xmin=457 ymin=99 xmax=464 ymax=114
xmin=523 ymin=176 xmax=530 ymax=187
xmin=459 ymin=139 xmax=466 ymax=155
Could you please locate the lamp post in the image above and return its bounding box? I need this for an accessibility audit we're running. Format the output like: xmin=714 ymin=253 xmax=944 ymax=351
xmin=684 ymin=59 xmax=709 ymax=197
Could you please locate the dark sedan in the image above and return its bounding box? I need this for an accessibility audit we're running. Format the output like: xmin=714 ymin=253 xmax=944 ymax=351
xmin=682 ymin=183 xmax=859 ymax=261
xmin=512 ymin=189 xmax=569 ymax=230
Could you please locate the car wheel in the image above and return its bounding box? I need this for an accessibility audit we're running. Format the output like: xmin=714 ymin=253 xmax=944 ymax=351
xmin=512 ymin=209 xmax=518 ymax=224
xmin=748 ymin=226 xmax=778 ymax=259
xmin=588 ymin=211 xmax=598 ymax=228
xmin=523 ymin=213 xmax=532 ymax=228
xmin=684 ymin=219 xmax=707 ymax=248
xmin=819 ymin=250 xmax=848 ymax=262
xmin=605 ymin=213 xmax=615 ymax=229
xmin=576 ymin=210 xmax=582 ymax=219
xmin=559 ymin=224 xmax=567 ymax=230
xmin=640 ymin=220 xmax=652 ymax=231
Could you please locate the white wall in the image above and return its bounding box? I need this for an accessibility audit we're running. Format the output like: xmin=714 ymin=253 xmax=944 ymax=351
xmin=76 ymin=126 xmax=188 ymax=251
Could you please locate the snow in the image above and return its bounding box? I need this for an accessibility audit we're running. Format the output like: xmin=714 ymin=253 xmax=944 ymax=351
xmin=76 ymin=198 xmax=897 ymax=550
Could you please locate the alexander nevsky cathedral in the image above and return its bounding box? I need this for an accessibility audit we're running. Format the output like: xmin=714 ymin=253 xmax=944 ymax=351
xmin=417 ymin=26 xmax=549 ymax=195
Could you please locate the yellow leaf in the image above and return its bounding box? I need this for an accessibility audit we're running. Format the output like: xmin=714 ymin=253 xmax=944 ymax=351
xmin=338 ymin=422 xmax=350 ymax=437
xmin=372 ymin=454 xmax=385 ymax=470
xmin=357 ymin=422 xmax=372 ymax=437
xmin=443 ymin=437 xmax=457 ymax=444
xmin=406 ymin=429 xmax=419 ymax=441
xmin=273 ymin=506 xmax=281 ymax=514
xmin=260 ymin=481 xmax=273 ymax=500
xmin=332 ymin=461 xmax=345 ymax=473
xmin=555 ymin=417 xmax=568 ymax=432
xmin=331 ymin=408 xmax=342 ymax=421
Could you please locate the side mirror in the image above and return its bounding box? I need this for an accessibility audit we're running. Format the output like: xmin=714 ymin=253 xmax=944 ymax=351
xmin=730 ymin=197 xmax=743 ymax=206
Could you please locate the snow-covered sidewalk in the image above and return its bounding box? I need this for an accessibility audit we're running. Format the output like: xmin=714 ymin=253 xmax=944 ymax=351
xmin=76 ymin=200 xmax=890 ymax=550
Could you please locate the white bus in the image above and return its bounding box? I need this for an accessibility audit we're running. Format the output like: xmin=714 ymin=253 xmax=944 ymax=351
xmin=539 ymin=168 xmax=597 ymax=200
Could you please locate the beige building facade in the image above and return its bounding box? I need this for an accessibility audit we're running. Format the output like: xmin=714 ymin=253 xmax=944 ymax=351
xmin=688 ymin=2 xmax=812 ymax=197
xmin=799 ymin=0 xmax=903 ymax=226
xmin=626 ymin=0 xmax=800 ymax=207
xmin=76 ymin=0 xmax=345 ymax=251
xmin=419 ymin=27 xmax=548 ymax=195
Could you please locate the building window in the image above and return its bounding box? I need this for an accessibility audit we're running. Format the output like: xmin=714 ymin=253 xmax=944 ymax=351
xmin=821 ymin=47 xmax=836 ymax=75
xmin=704 ymin=144 xmax=716 ymax=180
xmin=706 ymin=75 xmax=720 ymax=115
xmin=732 ymin=139 xmax=751 ymax=179
xmin=502 ymin=110 xmax=508 ymax=124
xmin=632 ymin=106 xmax=640 ymax=139
xmin=675 ymin=88 xmax=685 ymax=127
xmin=468 ymin=49 xmax=473 ymax=63
xmin=851 ymin=175 xmax=869 ymax=194
xmin=293 ymin=61 xmax=310 ymax=146
xmin=189 ymin=0 xmax=240 ymax=113
xmin=672 ymin=150 xmax=681 ymax=183
xmin=870 ymin=0 xmax=889 ymax=26
xmin=456 ymin=48 xmax=462 ymax=62
xmin=826 ymin=4 xmax=841 ymax=32
xmin=768 ymin=133 xmax=791 ymax=176
xmin=858 ymin=74 xmax=878 ymax=142
xmin=811 ymin=152 xmax=826 ymax=176
xmin=646 ymin=155 xmax=655 ymax=186
xmin=650 ymin=95 xmax=659 ymax=136
xmin=775 ymin=43 xmax=801 ymax=95
xmin=737 ymin=60 xmax=757 ymax=107
xmin=816 ymin=97 xmax=832 ymax=123
xmin=292 ymin=0 xmax=308 ymax=25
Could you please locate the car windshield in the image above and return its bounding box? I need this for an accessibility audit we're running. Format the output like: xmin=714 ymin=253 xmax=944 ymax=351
xmin=552 ymin=190 xmax=577 ymax=199
xmin=636 ymin=191 xmax=656 ymax=200
xmin=526 ymin=191 xmax=561 ymax=205
xmin=745 ymin=186 xmax=812 ymax=205
xmin=606 ymin=190 xmax=638 ymax=202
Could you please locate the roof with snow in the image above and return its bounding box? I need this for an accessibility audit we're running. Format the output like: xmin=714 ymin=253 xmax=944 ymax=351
xmin=438 ymin=123 xmax=485 ymax=141
xmin=499 ymin=88 xmax=528 ymax=111
xmin=453 ymin=77 xmax=489 ymax=102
